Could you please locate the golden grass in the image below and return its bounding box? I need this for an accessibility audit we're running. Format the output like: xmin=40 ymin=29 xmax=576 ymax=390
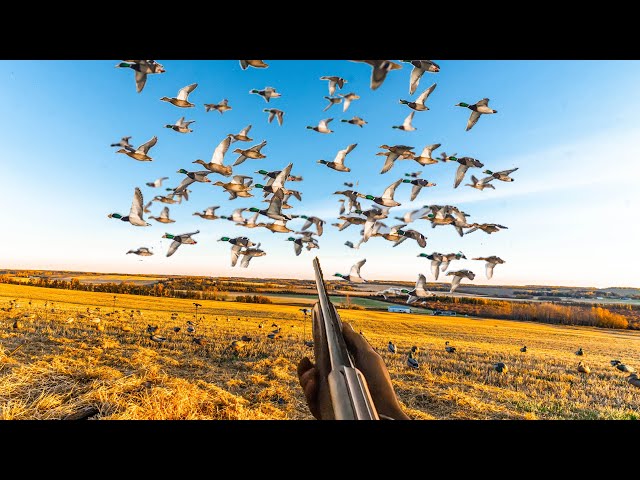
xmin=1 ymin=283 xmax=639 ymax=420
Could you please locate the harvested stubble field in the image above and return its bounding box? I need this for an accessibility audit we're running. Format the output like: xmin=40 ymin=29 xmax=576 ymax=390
xmin=1 ymin=284 xmax=639 ymax=420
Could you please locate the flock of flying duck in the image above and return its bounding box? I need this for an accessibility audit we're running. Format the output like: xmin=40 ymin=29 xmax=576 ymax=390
xmin=108 ymin=59 xmax=517 ymax=298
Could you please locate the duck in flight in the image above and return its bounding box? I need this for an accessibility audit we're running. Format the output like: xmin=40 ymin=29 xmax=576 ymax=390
xmin=455 ymin=98 xmax=498 ymax=131
xmin=334 ymin=259 xmax=367 ymax=283
xmin=162 ymin=230 xmax=200 ymax=257
xmin=115 ymin=60 xmax=165 ymax=93
xmin=108 ymin=187 xmax=151 ymax=226
xmin=160 ymin=83 xmax=198 ymax=108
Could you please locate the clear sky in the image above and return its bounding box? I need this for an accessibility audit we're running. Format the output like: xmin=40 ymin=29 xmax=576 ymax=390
xmin=1 ymin=60 xmax=639 ymax=288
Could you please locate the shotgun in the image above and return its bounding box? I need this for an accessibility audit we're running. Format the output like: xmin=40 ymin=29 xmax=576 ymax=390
xmin=312 ymin=256 xmax=379 ymax=420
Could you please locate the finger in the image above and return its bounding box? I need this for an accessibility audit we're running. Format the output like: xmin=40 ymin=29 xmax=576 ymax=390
xmin=342 ymin=321 xmax=375 ymax=355
xmin=297 ymin=356 xmax=315 ymax=380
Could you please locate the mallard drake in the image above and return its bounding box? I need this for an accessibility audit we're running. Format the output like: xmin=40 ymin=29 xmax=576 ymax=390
xmin=307 ymin=118 xmax=334 ymax=134
xmin=193 ymin=206 xmax=220 ymax=220
xmin=317 ymin=143 xmax=357 ymax=172
xmin=482 ymin=167 xmax=518 ymax=182
xmin=455 ymin=98 xmax=498 ymax=131
xmin=407 ymin=350 xmax=419 ymax=368
xmin=465 ymin=174 xmax=496 ymax=191
xmin=146 ymin=177 xmax=169 ymax=188
xmin=446 ymin=156 xmax=485 ymax=189
xmin=249 ymin=190 xmax=291 ymax=221
xmin=192 ymin=136 xmax=233 ymax=177
xmin=575 ymin=347 xmax=584 ymax=356
xmin=464 ymin=223 xmax=508 ymax=235
xmin=357 ymin=179 xmax=403 ymax=207
xmin=446 ymin=269 xmax=475 ymax=293
xmin=238 ymin=246 xmax=266 ymax=267
xmin=111 ymin=136 xmax=133 ymax=149
xmin=339 ymin=92 xmax=360 ymax=112
xmin=164 ymin=116 xmax=195 ymax=133
xmin=255 ymin=168 xmax=300 ymax=183
xmin=418 ymin=252 xmax=445 ymax=280
xmin=441 ymin=252 xmax=467 ymax=272
xmin=153 ymin=194 xmax=181 ymax=205
xmin=108 ymin=187 xmax=151 ymax=226
xmin=399 ymin=83 xmax=437 ymax=111
xmin=401 ymin=60 xmax=440 ymax=95
xmin=333 ymin=190 xmax=362 ymax=213
xmin=341 ymin=116 xmax=368 ymax=128
xmin=230 ymin=124 xmax=253 ymax=143
xmin=299 ymin=215 xmax=325 ymax=236
xmin=126 ymin=247 xmax=153 ymax=256
xmin=320 ymin=76 xmax=347 ymax=96
xmin=400 ymin=274 xmax=434 ymax=304
xmin=424 ymin=206 xmax=456 ymax=228
xmin=254 ymin=162 xmax=293 ymax=197
xmin=492 ymin=362 xmax=508 ymax=373
xmin=393 ymin=228 xmax=427 ymax=248
xmin=351 ymin=60 xmax=402 ymax=90
xmin=472 ymin=256 xmax=505 ymax=280
xmin=388 ymin=341 xmax=397 ymax=354
xmin=261 ymin=219 xmax=292 ymax=233
xmin=402 ymin=178 xmax=436 ymax=201
xmin=263 ymin=108 xmax=284 ymax=125
xmin=577 ymin=361 xmax=591 ymax=375
xmin=173 ymin=169 xmax=211 ymax=195
xmin=162 ymin=230 xmax=200 ymax=257
xmin=445 ymin=341 xmax=457 ymax=353
xmin=233 ymin=140 xmax=267 ymax=166
xmin=250 ymin=86 xmax=281 ymax=102
xmin=334 ymin=259 xmax=367 ymax=283
xmin=449 ymin=209 xmax=472 ymax=237
xmin=392 ymin=111 xmax=417 ymax=131
xmin=149 ymin=206 xmax=175 ymax=224
xmin=218 ymin=236 xmax=256 ymax=266
xmin=616 ymin=364 xmax=636 ymax=373
xmin=405 ymin=172 xmax=421 ymax=178
xmin=204 ymin=99 xmax=231 ymax=114
xmin=116 ymin=135 xmax=157 ymax=162
xmin=356 ymin=206 xmax=390 ymax=241
xmin=627 ymin=373 xmax=640 ymax=388
xmin=160 ymin=83 xmax=198 ymax=108
xmin=286 ymin=236 xmax=307 ymax=256
xmin=240 ymin=60 xmax=269 ymax=70
xmin=323 ymin=96 xmax=343 ymax=112
xmin=371 ymin=222 xmax=405 ymax=243
xmin=412 ymin=143 xmax=441 ymax=166
xmin=115 ymin=60 xmax=165 ymax=93
xmin=520 ymin=346 xmax=527 ymax=353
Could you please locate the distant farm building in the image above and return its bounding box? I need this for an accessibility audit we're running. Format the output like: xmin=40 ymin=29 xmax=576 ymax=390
xmin=433 ymin=310 xmax=457 ymax=316
xmin=388 ymin=306 xmax=411 ymax=314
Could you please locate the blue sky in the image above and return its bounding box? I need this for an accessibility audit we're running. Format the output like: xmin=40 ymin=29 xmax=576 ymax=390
xmin=1 ymin=60 xmax=639 ymax=288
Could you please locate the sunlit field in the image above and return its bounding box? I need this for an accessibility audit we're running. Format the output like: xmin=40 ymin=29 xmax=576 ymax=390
xmin=1 ymin=284 xmax=639 ymax=420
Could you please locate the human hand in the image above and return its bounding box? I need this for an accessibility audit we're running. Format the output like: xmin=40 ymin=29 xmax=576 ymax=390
xmin=297 ymin=321 xmax=410 ymax=420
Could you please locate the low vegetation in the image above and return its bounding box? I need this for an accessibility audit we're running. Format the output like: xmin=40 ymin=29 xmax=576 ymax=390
xmin=1 ymin=283 xmax=639 ymax=420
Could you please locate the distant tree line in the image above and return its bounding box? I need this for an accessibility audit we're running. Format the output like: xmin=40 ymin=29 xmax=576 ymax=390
xmin=377 ymin=294 xmax=636 ymax=330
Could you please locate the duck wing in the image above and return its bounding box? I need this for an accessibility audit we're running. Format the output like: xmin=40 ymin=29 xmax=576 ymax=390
xmin=129 ymin=187 xmax=146 ymax=223
xmin=416 ymin=83 xmax=437 ymax=106
xmin=134 ymin=70 xmax=148 ymax=93
xmin=137 ymin=136 xmax=158 ymax=154
xmin=166 ymin=239 xmax=181 ymax=257
xmin=454 ymin=163 xmax=470 ymax=189
xmin=485 ymin=262 xmax=496 ymax=280
xmin=403 ymin=111 xmax=415 ymax=129
xmin=450 ymin=275 xmax=462 ymax=293
xmin=466 ymin=111 xmax=481 ymax=131
xmin=211 ymin=136 xmax=232 ymax=165
xmin=430 ymin=260 xmax=441 ymax=280
xmin=177 ymin=83 xmax=198 ymax=101
xmin=382 ymin=179 xmax=402 ymax=199
xmin=230 ymin=244 xmax=242 ymax=266
xmin=350 ymin=259 xmax=366 ymax=279
xmin=409 ymin=64 xmax=425 ymax=95
xmin=293 ymin=240 xmax=302 ymax=256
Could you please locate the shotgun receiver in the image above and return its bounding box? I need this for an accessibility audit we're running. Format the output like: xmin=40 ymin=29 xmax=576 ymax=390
xmin=312 ymin=257 xmax=380 ymax=420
